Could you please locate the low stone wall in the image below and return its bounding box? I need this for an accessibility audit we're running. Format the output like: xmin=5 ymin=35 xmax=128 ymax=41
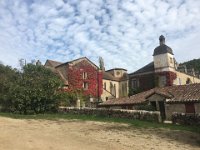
xmin=165 ymin=103 xmax=185 ymax=120
xmin=59 ymin=107 xmax=161 ymax=122
xmin=172 ymin=113 xmax=200 ymax=126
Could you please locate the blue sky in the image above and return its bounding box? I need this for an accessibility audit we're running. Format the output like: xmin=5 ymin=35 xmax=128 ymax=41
xmin=0 ymin=0 xmax=200 ymax=72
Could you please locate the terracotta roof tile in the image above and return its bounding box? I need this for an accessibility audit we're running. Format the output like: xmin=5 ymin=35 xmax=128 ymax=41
xmin=100 ymin=83 xmax=200 ymax=106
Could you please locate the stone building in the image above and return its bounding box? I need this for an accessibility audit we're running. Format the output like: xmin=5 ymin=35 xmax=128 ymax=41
xmin=101 ymin=68 xmax=129 ymax=101
xmin=99 ymin=83 xmax=200 ymax=120
xmin=44 ymin=57 xmax=103 ymax=106
xmin=129 ymin=35 xmax=200 ymax=92
xmin=44 ymin=57 xmax=129 ymax=103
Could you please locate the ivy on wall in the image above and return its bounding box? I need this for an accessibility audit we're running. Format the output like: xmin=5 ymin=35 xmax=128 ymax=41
xmin=63 ymin=60 xmax=103 ymax=98
xmin=155 ymin=71 xmax=177 ymax=86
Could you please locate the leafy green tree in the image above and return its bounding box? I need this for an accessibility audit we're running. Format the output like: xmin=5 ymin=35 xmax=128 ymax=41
xmin=0 ymin=63 xmax=65 ymax=114
xmin=0 ymin=64 xmax=19 ymax=111
xmin=181 ymin=58 xmax=200 ymax=73
xmin=128 ymin=88 xmax=142 ymax=97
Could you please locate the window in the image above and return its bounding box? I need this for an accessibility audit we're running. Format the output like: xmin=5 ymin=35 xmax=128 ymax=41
xmin=104 ymin=82 xmax=106 ymax=90
xmin=110 ymin=82 xmax=113 ymax=92
xmin=122 ymin=83 xmax=127 ymax=96
xmin=185 ymin=103 xmax=195 ymax=113
xmin=116 ymin=71 xmax=120 ymax=75
xmin=110 ymin=82 xmax=116 ymax=96
xmin=178 ymin=78 xmax=182 ymax=85
xmin=131 ymin=79 xmax=138 ymax=89
xmin=170 ymin=57 xmax=173 ymax=64
xmin=113 ymin=84 xmax=116 ymax=96
xmin=83 ymin=82 xmax=88 ymax=90
xmin=82 ymin=72 xmax=87 ymax=79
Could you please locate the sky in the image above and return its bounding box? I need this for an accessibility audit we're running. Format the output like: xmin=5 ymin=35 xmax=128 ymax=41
xmin=0 ymin=0 xmax=200 ymax=73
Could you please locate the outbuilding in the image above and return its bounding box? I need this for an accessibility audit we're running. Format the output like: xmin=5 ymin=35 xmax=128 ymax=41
xmin=99 ymin=83 xmax=200 ymax=120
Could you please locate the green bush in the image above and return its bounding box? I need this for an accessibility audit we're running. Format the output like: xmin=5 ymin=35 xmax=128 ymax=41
xmin=0 ymin=63 xmax=65 ymax=114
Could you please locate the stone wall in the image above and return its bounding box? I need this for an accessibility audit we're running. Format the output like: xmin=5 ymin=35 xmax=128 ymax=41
xmin=174 ymin=71 xmax=200 ymax=85
xmin=59 ymin=107 xmax=161 ymax=122
xmin=165 ymin=103 xmax=200 ymax=120
xmin=102 ymin=79 xmax=119 ymax=101
xmin=165 ymin=103 xmax=185 ymax=120
xmin=172 ymin=113 xmax=200 ymax=126
xmin=195 ymin=103 xmax=200 ymax=113
xmin=154 ymin=53 xmax=175 ymax=72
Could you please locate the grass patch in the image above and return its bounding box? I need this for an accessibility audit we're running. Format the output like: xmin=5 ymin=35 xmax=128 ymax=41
xmin=0 ymin=112 xmax=199 ymax=133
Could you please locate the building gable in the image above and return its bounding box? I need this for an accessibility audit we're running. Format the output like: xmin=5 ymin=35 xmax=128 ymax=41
xmin=68 ymin=57 xmax=98 ymax=69
xmin=147 ymin=93 xmax=167 ymax=102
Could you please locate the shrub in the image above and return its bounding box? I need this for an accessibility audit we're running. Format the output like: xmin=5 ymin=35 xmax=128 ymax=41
xmin=0 ymin=63 xmax=64 ymax=114
xmin=172 ymin=113 xmax=200 ymax=126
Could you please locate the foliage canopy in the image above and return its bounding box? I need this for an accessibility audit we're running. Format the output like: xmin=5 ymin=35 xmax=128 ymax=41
xmin=0 ymin=63 xmax=65 ymax=114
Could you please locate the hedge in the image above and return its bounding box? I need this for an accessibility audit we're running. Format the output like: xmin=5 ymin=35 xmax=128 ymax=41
xmin=172 ymin=113 xmax=200 ymax=126
xmin=59 ymin=107 xmax=161 ymax=122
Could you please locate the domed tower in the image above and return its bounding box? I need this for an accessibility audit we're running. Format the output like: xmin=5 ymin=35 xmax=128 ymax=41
xmin=153 ymin=35 xmax=177 ymax=87
xmin=153 ymin=35 xmax=175 ymax=73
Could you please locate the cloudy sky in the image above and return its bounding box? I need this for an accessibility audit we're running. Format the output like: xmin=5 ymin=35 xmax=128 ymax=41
xmin=0 ymin=0 xmax=200 ymax=72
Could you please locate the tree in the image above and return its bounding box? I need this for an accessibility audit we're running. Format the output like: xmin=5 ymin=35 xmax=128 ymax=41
xmin=0 ymin=64 xmax=19 ymax=111
xmin=0 ymin=63 xmax=65 ymax=114
xmin=128 ymin=88 xmax=142 ymax=97
xmin=181 ymin=58 xmax=200 ymax=73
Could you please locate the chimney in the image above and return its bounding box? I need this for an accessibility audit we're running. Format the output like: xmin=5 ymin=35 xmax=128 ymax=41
xmin=159 ymin=35 xmax=165 ymax=45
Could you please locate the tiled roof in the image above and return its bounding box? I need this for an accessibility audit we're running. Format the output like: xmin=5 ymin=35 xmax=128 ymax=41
xmin=103 ymin=71 xmax=128 ymax=81
xmin=99 ymin=84 xmax=200 ymax=106
xmin=129 ymin=62 xmax=154 ymax=75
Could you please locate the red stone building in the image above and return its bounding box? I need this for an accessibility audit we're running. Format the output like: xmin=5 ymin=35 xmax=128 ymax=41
xmin=44 ymin=57 xmax=102 ymax=103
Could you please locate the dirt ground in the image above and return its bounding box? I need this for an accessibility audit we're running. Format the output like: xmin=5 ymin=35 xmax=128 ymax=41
xmin=0 ymin=117 xmax=199 ymax=150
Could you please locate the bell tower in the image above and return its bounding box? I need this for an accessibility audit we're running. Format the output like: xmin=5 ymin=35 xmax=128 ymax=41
xmin=153 ymin=35 xmax=175 ymax=73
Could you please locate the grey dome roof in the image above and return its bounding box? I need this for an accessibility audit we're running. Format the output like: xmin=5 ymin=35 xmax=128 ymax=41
xmin=153 ymin=35 xmax=174 ymax=56
xmin=153 ymin=44 xmax=174 ymax=56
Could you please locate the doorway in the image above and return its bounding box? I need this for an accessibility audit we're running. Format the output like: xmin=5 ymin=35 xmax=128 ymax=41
xmin=158 ymin=101 xmax=166 ymax=120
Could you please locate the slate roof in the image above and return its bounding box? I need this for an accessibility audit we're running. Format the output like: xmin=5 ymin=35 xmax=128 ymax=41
xmin=153 ymin=44 xmax=174 ymax=56
xmin=99 ymin=83 xmax=200 ymax=106
xmin=103 ymin=71 xmax=128 ymax=81
xmin=56 ymin=57 xmax=98 ymax=69
xmin=129 ymin=62 xmax=154 ymax=75
xmin=46 ymin=60 xmax=62 ymax=67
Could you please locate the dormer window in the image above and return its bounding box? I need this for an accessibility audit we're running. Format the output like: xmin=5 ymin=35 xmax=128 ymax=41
xmin=83 ymin=72 xmax=87 ymax=79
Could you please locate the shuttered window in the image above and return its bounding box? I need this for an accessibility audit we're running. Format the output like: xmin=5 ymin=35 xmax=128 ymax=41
xmin=185 ymin=103 xmax=195 ymax=114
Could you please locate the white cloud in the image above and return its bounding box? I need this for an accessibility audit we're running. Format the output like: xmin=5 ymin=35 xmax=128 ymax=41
xmin=0 ymin=0 xmax=200 ymax=72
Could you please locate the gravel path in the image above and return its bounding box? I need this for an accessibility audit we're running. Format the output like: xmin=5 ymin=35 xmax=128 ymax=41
xmin=0 ymin=117 xmax=199 ymax=150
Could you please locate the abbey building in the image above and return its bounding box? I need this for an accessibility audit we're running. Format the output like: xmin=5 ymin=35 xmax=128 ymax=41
xmin=129 ymin=35 xmax=200 ymax=92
